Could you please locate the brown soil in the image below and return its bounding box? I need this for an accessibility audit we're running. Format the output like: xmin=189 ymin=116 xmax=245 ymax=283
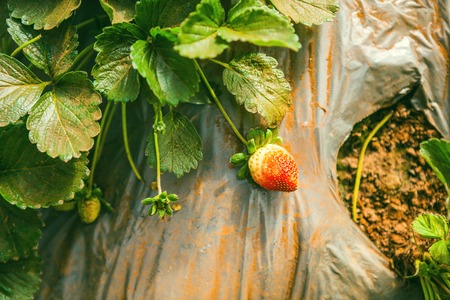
xmin=337 ymin=102 xmax=448 ymax=277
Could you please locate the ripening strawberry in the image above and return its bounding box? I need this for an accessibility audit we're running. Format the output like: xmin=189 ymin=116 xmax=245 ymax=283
xmin=248 ymin=144 xmax=298 ymax=192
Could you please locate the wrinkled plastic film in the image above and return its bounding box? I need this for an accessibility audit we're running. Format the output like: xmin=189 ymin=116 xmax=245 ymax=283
xmin=38 ymin=0 xmax=449 ymax=299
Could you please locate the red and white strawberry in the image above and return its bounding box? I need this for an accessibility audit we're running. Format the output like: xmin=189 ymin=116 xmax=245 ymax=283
xmin=248 ymin=144 xmax=298 ymax=192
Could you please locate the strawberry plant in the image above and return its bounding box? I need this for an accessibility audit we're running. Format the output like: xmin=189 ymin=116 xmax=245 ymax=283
xmin=409 ymin=213 xmax=450 ymax=299
xmin=0 ymin=0 xmax=338 ymax=298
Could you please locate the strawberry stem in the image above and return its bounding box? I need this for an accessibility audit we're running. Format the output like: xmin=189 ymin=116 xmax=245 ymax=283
xmin=194 ymin=59 xmax=247 ymax=145
xmin=352 ymin=110 xmax=394 ymax=222
xmin=88 ymin=100 xmax=113 ymax=194
xmin=121 ymin=103 xmax=144 ymax=182
xmin=10 ymin=34 xmax=42 ymax=57
xmin=152 ymin=104 xmax=163 ymax=195
xmin=72 ymin=43 xmax=95 ymax=72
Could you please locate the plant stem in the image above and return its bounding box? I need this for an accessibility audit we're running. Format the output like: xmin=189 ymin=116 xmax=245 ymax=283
xmin=352 ymin=110 xmax=394 ymax=222
xmin=121 ymin=103 xmax=144 ymax=182
xmin=153 ymin=104 xmax=163 ymax=195
xmin=72 ymin=43 xmax=94 ymax=71
xmin=421 ymin=276 xmax=432 ymax=300
xmin=434 ymin=275 xmax=450 ymax=295
xmin=10 ymin=34 xmax=42 ymax=57
xmin=75 ymin=15 xmax=108 ymax=30
xmin=88 ymin=101 xmax=113 ymax=193
xmin=98 ymin=102 xmax=118 ymax=160
xmin=194 ymin=59 xmax=247 ymax=145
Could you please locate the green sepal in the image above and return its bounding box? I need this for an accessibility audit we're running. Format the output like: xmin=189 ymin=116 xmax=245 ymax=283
xmin=247 ymin=139 xmax=257 ymax=154
xmin=230 ymin=152 xmax=249 ymax=166
xmin=237 ymin=163 xmax=250 ymax=180
xmin=157 ymin=209 xmax=165 ymax=219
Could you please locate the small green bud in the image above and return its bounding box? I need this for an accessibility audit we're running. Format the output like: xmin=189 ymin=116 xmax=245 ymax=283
xmin=157 ymin=209 xmax=165 ymax=219
xmin=142 ymin=197 xmax=156 ymax=205
xmin=153 ymin=121 xmax=166 ymax=134
xmin=150 ymin=205 xmax=157 ymax=216
xmin=168 ymin=194 xmax=178 ymax=202
xmin=165 ymin=204 xmax=173 ymax=216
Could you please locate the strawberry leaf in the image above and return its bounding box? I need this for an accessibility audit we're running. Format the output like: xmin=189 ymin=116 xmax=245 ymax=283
xmin=269 ymin=0 xmax=339 ymax=26
xmin=27 ymin=72 xmax=102 ymax=161
xmin=429 ymin=240 xmax=450 ymax=265
xmin=135 ymin=0 xmax=200 ymax=34
xmin=175 ymin=0 xmax=229 ymax=59
xmin=131 ymin=28 xmax=199 ymax=105
xmin=412 ymin=213 xmax=449 ymax=240
xmin=93 ymin=23 xmax=146 ymax=102
xmin=223 ymin=52 xmax=292 ymax=128
xmin=7 ymin=18 xmax=78 ymax=78
xmin=0 ymin=125 xmax=88 ymax=208
xmin=99 ymin=0 xmax=136 ymax=24
xmin=146 ymin=110 xmax=202 ymax=178
xmin=420 ymin=139 xmax=450 ymax=193
xmin=218 ymin=0 xmax=300 ymax=51
xmin=0 ymin=198 xmax=43 ymax=263
xmin=0 ymin=54 xmax=47 ymax=127
xmin=8 ymin=0 xmax=81 ymax=30
xmin=0 ymin=254 xmax=41 ymax=300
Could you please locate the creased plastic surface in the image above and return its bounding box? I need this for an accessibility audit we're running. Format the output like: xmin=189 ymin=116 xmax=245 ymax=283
xmin=38 ymin=0 xmax=449 ymax=299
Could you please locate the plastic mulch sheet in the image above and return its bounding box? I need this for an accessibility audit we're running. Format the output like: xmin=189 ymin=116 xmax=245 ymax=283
xmin=38 ymin=0 xmax=449 ymax=299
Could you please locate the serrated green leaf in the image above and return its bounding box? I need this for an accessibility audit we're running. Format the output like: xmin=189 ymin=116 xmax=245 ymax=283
xmin=146 ymin=110 xmax=202 ymax=177
xmin=27 ymin=71 xmax=102 ymax=161
xmin=412 ymin=213 xmax=449 ymax=240
xmin=0 ymin=54 xmax=47 ymax=127
xmin=218 ymin=0 xmax=300 ymax=51
xmin=131 ymin=29 xmax=199 ymax=105
xmin=7 ymin=18 xmax=78 ymax=78
xmin=0 ymin=254 xmax=41 ymax=300
xmin=8 ymin=0 xmax=81 ymax=30
xmin=429 ymin=240 xmax=450 ymax=265
xmin=0 ymin=198 xmax=43 ymax=263
xmin=0 ymin=125 xmax=88 ymax=208
xmin=99 ymin=0 xmax=136 ymax=24
xmin=135 ymin=0 xmax=200 ymax=33
xmin=93 ymin=23 xmax=146 ymax=102
xmin=175 ymin=0 xmax=229 ymax=59
xmin=420 ymin=139 xmax=450 ymax=193
xmin=270 ymin=0 xmax=339 ymax=26
xmin=223 ymin=52 xmax=292 ymax=128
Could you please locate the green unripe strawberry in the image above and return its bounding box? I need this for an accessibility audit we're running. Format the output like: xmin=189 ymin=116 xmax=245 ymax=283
xmin=78 ymin=196 xmax=101 ymax=224
xmin=248 ymin=144 xmax=298 ymax=192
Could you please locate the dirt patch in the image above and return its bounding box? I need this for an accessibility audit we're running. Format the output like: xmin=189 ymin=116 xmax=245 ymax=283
xmin=337 ymin=102 xmax=448 ymax=277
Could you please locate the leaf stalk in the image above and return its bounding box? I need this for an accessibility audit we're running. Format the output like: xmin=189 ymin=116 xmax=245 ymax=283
xmin=194 ymin=59 xmax=247 ymax=145
xmin=153 ymin=104 xmax=163 ymax=195
xmin=121 ymin=103 xmax=144 ymax=182
xmin=10 ymin=34 xmax=42 ymax=57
